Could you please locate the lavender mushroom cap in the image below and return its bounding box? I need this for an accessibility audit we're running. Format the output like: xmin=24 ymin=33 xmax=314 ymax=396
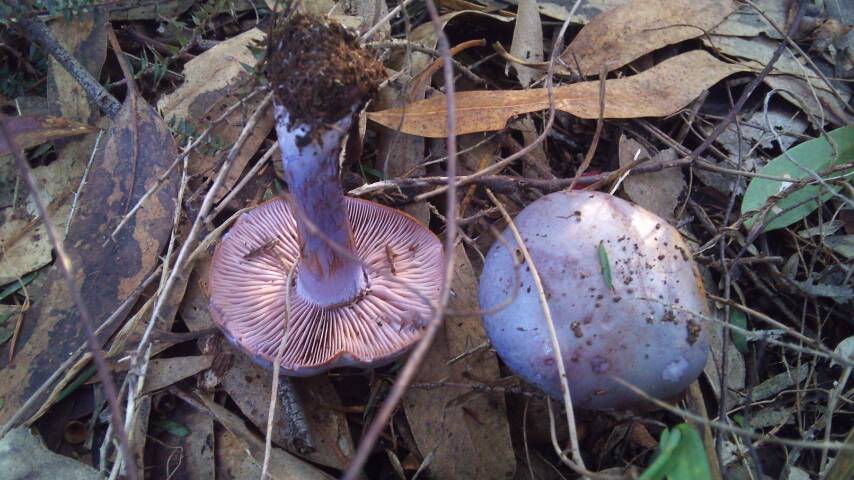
xmin=479 ymin=191 xmax=709 ymax=410
xmin=209 ymin=196 xmax=443 ymax=375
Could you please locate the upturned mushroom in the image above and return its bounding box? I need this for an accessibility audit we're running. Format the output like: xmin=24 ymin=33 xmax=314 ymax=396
xmin=479 ymin=191 xmax=709 ymax=410
xmin=208 ymin=14 xmax=443 ymax=375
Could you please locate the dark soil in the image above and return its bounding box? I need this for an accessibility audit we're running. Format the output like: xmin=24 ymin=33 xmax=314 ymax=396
xmin=265 ymin=13 xmax=386 ymax=132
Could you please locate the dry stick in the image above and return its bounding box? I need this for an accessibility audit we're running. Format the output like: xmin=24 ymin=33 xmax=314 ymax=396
xmin=123 ymin=92 xmax=272 ymax=384
xmin=108 ymin=148 xmax=189 ymax=480
xmin=485 ymin=189 xmax=590 ymax=475
xmin=66 ymin=130 xmax=104 ymax=235
xmin=567 ymin=64 xmax=607 ymax=191
xmin=13 ymin=12 xmax=121 ymax=118
xmin=342 ymin=0 xmax=459 ymax=477
xmin=0 ymin=118 xmax=137 ymax=480
xmin=715 ymin=82 xmax=753 ymax=476
xmin=260 ymin=266 xmax=296 ymax=480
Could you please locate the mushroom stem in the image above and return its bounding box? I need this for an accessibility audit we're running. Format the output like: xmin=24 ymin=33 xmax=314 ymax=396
xmin=274 ymin=103 xmax=366 ymax=306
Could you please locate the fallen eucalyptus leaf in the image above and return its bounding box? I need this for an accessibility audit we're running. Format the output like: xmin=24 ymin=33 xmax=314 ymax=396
xmin=368 ymin=50 xmax=747 ymax=137
xmin=741 ymin=125 xmax=854 ymax=232
xmin=561 ymin=0 xmax=736 ymax=76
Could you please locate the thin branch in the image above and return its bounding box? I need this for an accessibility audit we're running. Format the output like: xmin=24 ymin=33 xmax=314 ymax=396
xmin=12 ymin=12 xmax=121 ymax=118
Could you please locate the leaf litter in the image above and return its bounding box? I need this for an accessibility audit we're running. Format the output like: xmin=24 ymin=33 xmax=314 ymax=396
xmin=0 ymin=1 xmax=852 ymax=479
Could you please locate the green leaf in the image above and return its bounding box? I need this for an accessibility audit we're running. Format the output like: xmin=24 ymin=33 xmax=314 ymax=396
xmin=741 ymin=126 xmax=854 ymax=232
xmin=824 ymin=235 xmax=854 ymax=259
xmin=667 ymin=424 xmax=711 ymax=480
xmin=152 ymin=418 xmax=190 ymax=437
xmin=730 ymin=309 xmax=749 ymax=354
xmin=640 ymin=424 xmax=711 ymax=480
xmin=640 ymin=427 xmax=681 ymax=480
xmin=598 ymin=240 xmax=613 ymax=291
xmin=0 ymin=272 xmax=38 ymax=302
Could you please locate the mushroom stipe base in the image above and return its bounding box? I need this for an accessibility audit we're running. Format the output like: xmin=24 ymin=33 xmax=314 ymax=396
xmin=209 ymin=195 xmax=443 ymax=376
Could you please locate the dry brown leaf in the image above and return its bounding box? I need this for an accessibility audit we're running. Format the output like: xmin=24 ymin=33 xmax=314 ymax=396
xmin=0 ymin=96 xmax=179 ymax=426
xmin=217 ymin=429 xmax=263 ymax=479
xmin=403 ymin=245 xmax=515 ymax=479
xmin=0 ymin=115 xmax=96 ymax=157
xmin=368 ymin=50 xmax=748 ymax=137
xmin=157 ymin=28 xmax=273 ymax=202
xmin=0 ymin=150 xmax=85 ymax=284
xmin=711 ymin=0 xmax=787 ymax=38
xmin=141 ymin=356 xmax=215 ymax=395
xmin=560 ymin=0 xmax=736 ymax=76
xmin=618 ymin=137 xmax=685 ymax=223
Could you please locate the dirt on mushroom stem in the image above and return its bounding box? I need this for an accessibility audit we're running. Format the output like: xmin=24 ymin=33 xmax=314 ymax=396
xmin=265 ymin=12 xmax=386 ymax=145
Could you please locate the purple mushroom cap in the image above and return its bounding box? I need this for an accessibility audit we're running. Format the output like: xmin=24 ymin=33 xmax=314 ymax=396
xmin=479 ymin=190 xmax=709 ymax=410
xmin=209 ymin=196 xmax=443 ymax=375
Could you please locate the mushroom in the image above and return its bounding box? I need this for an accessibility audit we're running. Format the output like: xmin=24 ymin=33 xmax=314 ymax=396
xmin=208 ymin=14 xmax=443 ymax=375
xmin=478 ymin=191 xmax=709 ymax=410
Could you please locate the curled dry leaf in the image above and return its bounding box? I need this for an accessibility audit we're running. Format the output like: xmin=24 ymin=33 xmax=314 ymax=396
xmin=368 ymin=50 xmax=748 ymax=137
xmin=560 ymin=0 xmax=736 ymax=76
xmin=403 ymin=245 xmax=515 ymax=479
xmin=0 ymin=96 xmax=179 ymax=426
xmin=0 ymin=115 xmax=96 ymax=157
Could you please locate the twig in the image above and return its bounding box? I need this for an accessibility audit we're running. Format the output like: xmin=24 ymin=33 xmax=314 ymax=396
xmin=0 ymin=117 xmax=136 ymax=479
xmin=342 ymin=1 xmax=459 ymax=477
xmin=12 ymin=12 xmax=121 ymax=118
xmin=66 ymin=130 xmax=103 ymax=236
xmin=261 ymin=266 xmax=296 ymax=480
xmin=210 ymin=142 xmax=277 ymax=219
xmin=568 ymin=64 xmax=607 ymax=191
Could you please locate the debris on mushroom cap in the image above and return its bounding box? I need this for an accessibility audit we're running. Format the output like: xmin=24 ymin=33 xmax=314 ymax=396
xmin=265 ymin=13 xmax=386 ymax=134
xmin=478 ymin=190 xmax=710 ymax=410
xmin=208 ymin=196 xmax=443 ymax=375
